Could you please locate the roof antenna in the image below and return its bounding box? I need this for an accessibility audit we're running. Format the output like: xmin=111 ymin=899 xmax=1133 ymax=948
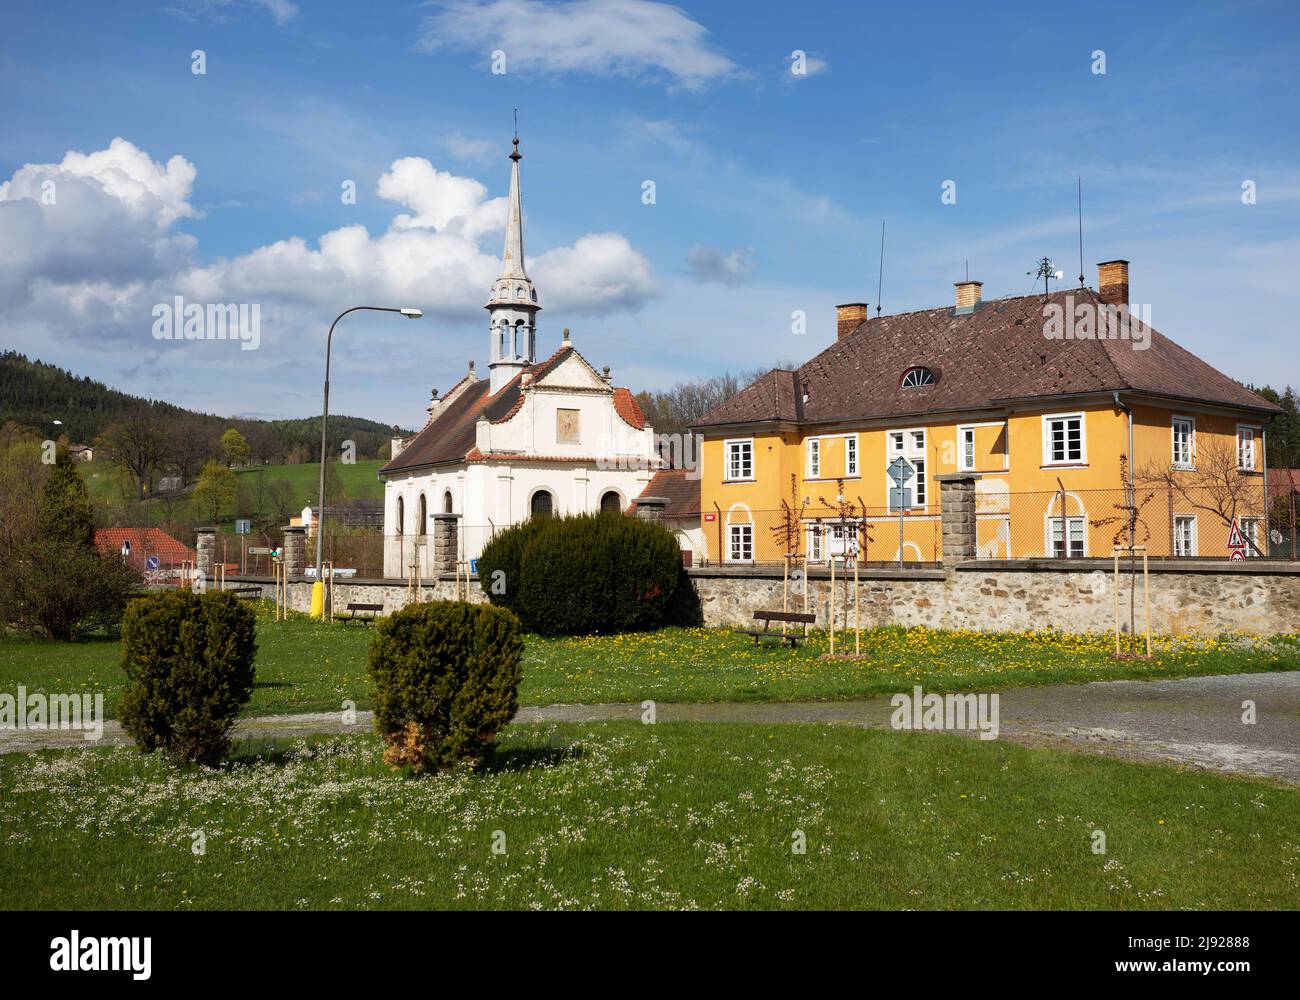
xmin=513 ymin=107 xmax=519 ymax=142
xmin=875 ymin=220 xmax=885 ymax=318
xmin=1028 ymin=256 xmax=1061 ymax=300
xmin=1076 ymin=177 xmax=1085 ymax=287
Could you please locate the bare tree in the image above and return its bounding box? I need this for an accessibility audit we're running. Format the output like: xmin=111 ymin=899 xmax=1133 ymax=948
xmin=1137 ymin=437 xmax=1268 ymax=556
xmin=164 ymin=415 xmax=218 ymax=487
xmin=96 ymin=408 xmax=168 ymax=500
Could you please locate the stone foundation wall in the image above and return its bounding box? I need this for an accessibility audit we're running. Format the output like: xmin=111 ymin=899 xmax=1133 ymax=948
xmin=219 ymin=559 xmax=1300 ymax=636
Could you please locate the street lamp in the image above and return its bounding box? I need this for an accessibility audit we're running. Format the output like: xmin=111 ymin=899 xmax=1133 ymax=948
xmin=311 ymin=305 xmax=423 ymax=618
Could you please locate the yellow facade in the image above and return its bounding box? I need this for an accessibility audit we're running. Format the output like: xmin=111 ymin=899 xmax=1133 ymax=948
xmin=699 ymin=398 xmax=1268 ymax=563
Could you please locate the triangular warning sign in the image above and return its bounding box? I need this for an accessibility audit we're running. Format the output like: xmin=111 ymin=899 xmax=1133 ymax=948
xmin=1227 ymin=519 xmax=1244 ymax=549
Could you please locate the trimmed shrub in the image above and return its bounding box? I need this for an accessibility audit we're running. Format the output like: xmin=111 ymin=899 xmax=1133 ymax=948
xmin=367 ymin=601 xmax=523 ymax=774
xmin=119 ymin=590 xmax=257 ymax=766
xmin=515 ymin=513 xmax=681 ymax=636
xmin=475 ymin=517 xmax=547 ymax=618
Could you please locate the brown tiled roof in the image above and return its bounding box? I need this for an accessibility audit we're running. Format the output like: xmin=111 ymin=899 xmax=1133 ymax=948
xmin=635 ymin=468 xmax=701 ymax=517
xmin=381 ymin=345 xmax=647 ymax=474
xmin=694 ymin=288 xmax=1280 ymax=429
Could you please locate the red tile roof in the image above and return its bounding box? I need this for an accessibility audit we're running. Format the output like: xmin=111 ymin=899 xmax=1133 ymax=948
xmin=635 ymin=468 xmax=701 ymax=517
xmin=95 ymin=528 xmax=196 ymax=568
xmin=613 ymin=387 xmax=646 ymax=429
xmin=695 ymin=288 xmax=1280 ymax=429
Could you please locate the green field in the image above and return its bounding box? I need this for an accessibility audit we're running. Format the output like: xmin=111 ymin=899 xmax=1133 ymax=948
xmin=232 ymin=460 xmax=385 ymax=502
xmin=3 ymin=607 xmax=1297 ymax=717
xmin=3 ymin=723 xmax=1295 ymax=909
xmin=83 ymin=458 xmax=385 ymax=513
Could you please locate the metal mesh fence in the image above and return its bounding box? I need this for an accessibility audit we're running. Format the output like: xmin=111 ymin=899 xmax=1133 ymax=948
xmin=208 ymin=482 xmax=1292 ymax=578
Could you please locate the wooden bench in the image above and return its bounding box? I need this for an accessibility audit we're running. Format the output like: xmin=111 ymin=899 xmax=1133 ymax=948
xmin=341 ymin=602 xmax=383 ymax=623
xmin=223 ymin=586 xmax=264 ymax=598
xmin=739 ymin=610 xmax=816 ymax=648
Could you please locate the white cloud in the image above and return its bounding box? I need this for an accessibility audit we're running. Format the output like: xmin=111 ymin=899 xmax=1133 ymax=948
xmin=420 ymin=0 xmax=739 ymax=89
xmin=0 ymin=140 xmax=655 ymax=352
xmin=165 ymin=0 xmax=299 ymax=25
xmin=442 ymin=132 xmax=501 ymax=165
xmin=685 ymin=245 xmax=756 ymax=286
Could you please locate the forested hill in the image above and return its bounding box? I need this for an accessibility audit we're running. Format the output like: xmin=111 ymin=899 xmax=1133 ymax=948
xmin=0 ymin=351 xmax=407 ymax=462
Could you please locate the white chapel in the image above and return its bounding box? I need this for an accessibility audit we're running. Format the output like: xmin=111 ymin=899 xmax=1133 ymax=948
xmin=379 ymin=135 xmax=659 ymax=576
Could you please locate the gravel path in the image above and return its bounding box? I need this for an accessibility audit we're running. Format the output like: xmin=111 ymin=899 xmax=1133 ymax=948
xmin=3 ymin=672 xmax=1296 ymax=782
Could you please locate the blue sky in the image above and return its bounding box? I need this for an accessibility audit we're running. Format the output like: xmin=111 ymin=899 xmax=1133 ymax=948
xmin=1 ymin=0 xmax=1297 ymax=427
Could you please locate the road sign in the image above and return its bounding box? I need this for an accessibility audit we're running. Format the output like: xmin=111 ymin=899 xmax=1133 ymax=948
xmin=145 ymin=555 xmax=159 ymax=571
xmin=1227 ymin=519 xmax=1244 ymax=550
xmin=248 ymin=547 xmax=272 ymax=555
xmin=887 ymin=457 xmax=915 ymax=485
xmin=889 ymin=487 xmax=912 ymax=509
xmin=1230 ymin=550 xmax=1245 ymax=561
xmin=235 ymin=518 xmax=251 ymax=535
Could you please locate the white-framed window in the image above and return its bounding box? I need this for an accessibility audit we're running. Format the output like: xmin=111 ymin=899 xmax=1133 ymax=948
xmin=1174 ymin=515 xmax=1197 ymax=556
xmin=1237 ymin=426 xmax=1257 ymax=471
xmin=887 ymin=427 xmax=927 ymax=510
xmin=958 ymin=426 xmax=976 ymax=472
xmin=807 ymin=438 xmax=821 ymax=478
xmin=1240 ymin=517 xmax=1261 ymax=557
xmin=724 ymin=438 xmax=754 ymax=481
xmin=1050 ymin=516 xmax=1086 ymax=558
xmin=845 ymin=435 xmax=858 ymax=477
xmin=1043 ymin=413 xmax=1086 ymax=465
xmin=806 ymin=523 xmax=823 ymax=562
xmin=728 ymin=523 xmax=754 ymax=562
xmin=1172 ymin=416 xmax=1195 ymax=469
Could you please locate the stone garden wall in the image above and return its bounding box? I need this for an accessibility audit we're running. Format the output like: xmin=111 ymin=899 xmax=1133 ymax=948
xmin=224 ymin=559 xmax=1300 ymax=636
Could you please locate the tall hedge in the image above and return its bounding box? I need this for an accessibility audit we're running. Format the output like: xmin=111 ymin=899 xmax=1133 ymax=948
xmin=367 ymin=601 xmax=523 ymax=773
xmin=474 ymin=517 xmax=547 ymax=619
xmin=480 ymin=512 xmax=680 ymax=636
xmin=118 ymin=590 xmax=257 ymax=766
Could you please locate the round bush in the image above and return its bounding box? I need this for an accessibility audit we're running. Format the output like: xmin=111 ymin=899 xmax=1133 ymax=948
xmin=515 ymin=513 xmax=681 ymax=636
xmin=118 ymin=590 xmax=257 ymax=766
xmin=367 ymin=600 xmax=523 ymax=774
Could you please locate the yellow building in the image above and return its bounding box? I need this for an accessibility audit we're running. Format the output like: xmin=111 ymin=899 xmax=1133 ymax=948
xmin=693 ymin=261 xmax=1281 ymax=564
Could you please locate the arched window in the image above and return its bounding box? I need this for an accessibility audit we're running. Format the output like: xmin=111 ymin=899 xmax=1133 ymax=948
xmin=443 ymin=490 xmax=453 ymax=514
xmin=396 ymin=496 xmax=405 ymax=535
xmin=600 ymin=490 xmax=622 ymax=514
xmin=418 ymin=493 xmax=427 ymax=536
xmin=514 ymin=319 xmax=525 ymax=359
xmin=497 ymin=321 xmax=507 ymax=358
xmin=531 ymin=490 xmax=553 ymax=519
xmin=900 ymin=366 xmax=935 ymax=388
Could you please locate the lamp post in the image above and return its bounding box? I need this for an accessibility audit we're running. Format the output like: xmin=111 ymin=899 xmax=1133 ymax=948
xmin=311 ymin=305 xmax=423 ymax=618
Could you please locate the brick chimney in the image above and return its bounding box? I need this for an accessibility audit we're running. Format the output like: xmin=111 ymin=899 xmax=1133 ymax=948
xmin=835 ymin=303 xmax=869 ymax=340
xmin=1097 ymin=259 xmax=1129 ymax=306
xmin=954 ymin=280 xmax=982 ymax=314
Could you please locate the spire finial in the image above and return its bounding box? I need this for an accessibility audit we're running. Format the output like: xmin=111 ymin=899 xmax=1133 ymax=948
xmin=510 ymin=108 xmax=520 ymax=161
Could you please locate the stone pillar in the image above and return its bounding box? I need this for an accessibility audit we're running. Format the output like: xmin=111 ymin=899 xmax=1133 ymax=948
xmin=431 ymin=513 xmax=461 ymax=572
xmin=937 ymin=473 xmax=980 ymax=564
xmin=282 ymin=525 xmax=306 ymax=578
xmin=634 ymin=496 xmax=667 ymax=521
xmin=195 ymin=527 xmax=216 ymax=578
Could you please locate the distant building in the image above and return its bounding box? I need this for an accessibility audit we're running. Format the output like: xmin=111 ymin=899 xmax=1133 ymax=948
xmin=68 ymin=444 xmax=92 ymax=461
xmin=95 ymin=527 xmax=196 ymax=579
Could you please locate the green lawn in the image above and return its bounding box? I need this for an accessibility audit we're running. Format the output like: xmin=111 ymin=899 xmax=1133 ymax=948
xmin=2 ymin=723 xmax=1295 ymax=909
xmin=3 ymin=607 xmax=1298 ymax=717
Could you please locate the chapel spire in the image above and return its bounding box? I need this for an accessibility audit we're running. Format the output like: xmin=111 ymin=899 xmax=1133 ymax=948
xmin=486 ymin=124 xmax=540 ymax=393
